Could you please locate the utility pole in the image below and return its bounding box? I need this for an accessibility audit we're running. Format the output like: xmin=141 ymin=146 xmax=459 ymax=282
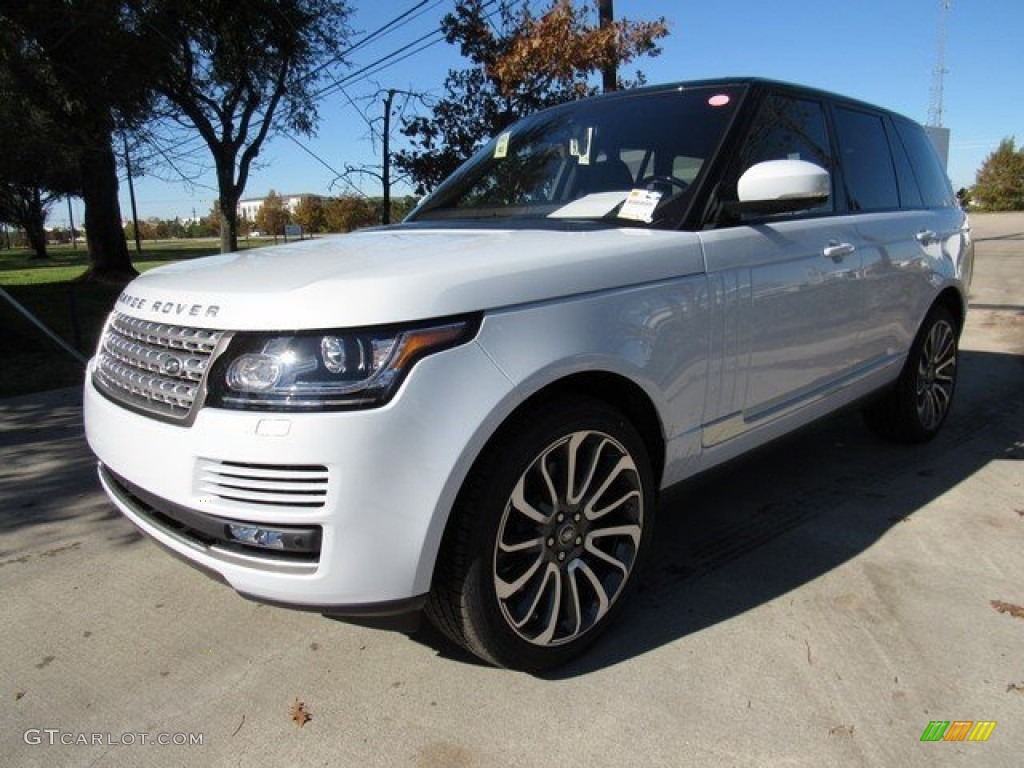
xmin=122 ymin=132 xmax=142 ymax=254
xmin=380 ymin=88 xmax=418 ymax=225
xmin=67 ymin=197 xmax=77 ymax=250
xmin=598 ymin=0 xmax=616 ymax=93
xmin=382 ymin=89 xmax=396 ymax=225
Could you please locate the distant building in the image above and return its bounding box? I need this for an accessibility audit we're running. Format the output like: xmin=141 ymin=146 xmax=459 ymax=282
xmin=237 ymin=193 xmax=321 ymax=222
xmin=924 ymin=126 xmax=950 ymax=169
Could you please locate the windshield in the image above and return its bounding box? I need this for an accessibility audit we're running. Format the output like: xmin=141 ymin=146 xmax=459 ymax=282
xmin=407 ymin=84 xmax=744 ymax=227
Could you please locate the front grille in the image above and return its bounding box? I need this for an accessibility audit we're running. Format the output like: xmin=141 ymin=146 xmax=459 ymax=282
xmin=197 ymin=460 xmax=329 ymax=508
xmin=93 ymin=313 xmax=224 ymax=421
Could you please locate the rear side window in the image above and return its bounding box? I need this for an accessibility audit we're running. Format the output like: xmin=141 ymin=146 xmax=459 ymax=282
xmin=893 ymin=118 xmax=955 ymax=208
xmin=833 ymin=107 xmax=899 ymax=212
xmin=888 ymin=122 xmax=925 ymax=209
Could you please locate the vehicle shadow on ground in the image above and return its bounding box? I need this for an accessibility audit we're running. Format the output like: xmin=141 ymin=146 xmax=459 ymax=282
xmin=0 ymin=388 xmax=139 ymax=555
xmin=410 ymin=349 xmax=1024 ymax=676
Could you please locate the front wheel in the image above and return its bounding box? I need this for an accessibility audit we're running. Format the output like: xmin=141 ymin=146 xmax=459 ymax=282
xmin=863 ymin=304 xmax=959 ymax=443
xmin=427 ymin=397 xmax=655 ymax=672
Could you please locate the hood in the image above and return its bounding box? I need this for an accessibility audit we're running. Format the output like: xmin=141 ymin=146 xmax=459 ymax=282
xmin=113 ymin=226 xmax=705 ymax=330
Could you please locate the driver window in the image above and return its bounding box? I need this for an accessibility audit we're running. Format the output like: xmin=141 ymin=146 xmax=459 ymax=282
xmin=735 ymin=93 xmax=834 ymax=214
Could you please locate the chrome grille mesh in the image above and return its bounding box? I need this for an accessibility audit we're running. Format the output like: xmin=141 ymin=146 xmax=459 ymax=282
xmin=93 ymin=313 xmax=224 ymax=420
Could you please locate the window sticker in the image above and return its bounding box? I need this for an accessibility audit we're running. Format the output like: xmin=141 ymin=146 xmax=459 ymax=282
xmin=708 ymin=94 xmax=731 ymax=107
xmin=569 ymin=127 xmax=594 ymax=166
xmin=618 ymin=189 xmax=662 ymax=223
xmin=494 ymin=132 xmax=510 ymax=159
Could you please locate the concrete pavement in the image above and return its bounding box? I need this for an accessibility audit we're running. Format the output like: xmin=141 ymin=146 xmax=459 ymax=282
xmin=1 ymin=213 xmax=1021 ymax=767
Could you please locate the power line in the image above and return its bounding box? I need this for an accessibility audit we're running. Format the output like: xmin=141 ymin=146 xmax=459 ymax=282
xmin=310 ymin=0 xmax=450 ymax=137
xmin=282 ymin=134 xmax=372 ymax=200
xmin=313 ymin=26 xmax=445 ymax=100
xmin=192 ymin=0 xmax=458 ymax=180
xmin=303 ymin=0 xmax=443 ymax=84
xmin=120 ymin=1 xmax=503 ymax=213
xmin=314 ymin=0 xmax=504 ymax=99
xmin=333 ymin=35 xmax=448 ymax=93
xmin=131 ymin=2 xmax=454 ymax=183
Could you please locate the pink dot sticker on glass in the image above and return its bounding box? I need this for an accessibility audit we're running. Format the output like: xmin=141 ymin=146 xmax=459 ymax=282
xmin=708 ymin=94 xmax=731 ymax=107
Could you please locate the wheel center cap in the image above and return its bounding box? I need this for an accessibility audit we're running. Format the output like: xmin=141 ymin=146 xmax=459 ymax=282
xmin=558 ymin=524 xmax=577 ymax=545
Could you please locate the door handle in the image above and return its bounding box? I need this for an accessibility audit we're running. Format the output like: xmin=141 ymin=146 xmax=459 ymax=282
xmin=915 ymin=229 xmax=938 ymax=244
xmin=823 ymin=241 xmax=855 ymax=260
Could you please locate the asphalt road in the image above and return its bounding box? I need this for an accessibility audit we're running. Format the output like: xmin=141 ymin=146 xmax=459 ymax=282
xmin=2 ymin=213 xmax=1022 ymax=768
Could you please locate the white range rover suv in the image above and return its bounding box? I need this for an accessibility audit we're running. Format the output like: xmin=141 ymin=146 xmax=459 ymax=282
xmin=84 ymin=78 xmax=973 ymax=671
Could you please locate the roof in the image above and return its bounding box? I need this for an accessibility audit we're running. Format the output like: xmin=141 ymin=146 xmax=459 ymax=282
xmin=552 ymin=76 xmax=916 ymax=125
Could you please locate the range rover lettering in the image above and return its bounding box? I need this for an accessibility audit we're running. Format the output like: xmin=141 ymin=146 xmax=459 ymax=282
xmin=84 ymin=79 xmax=973 ymax=671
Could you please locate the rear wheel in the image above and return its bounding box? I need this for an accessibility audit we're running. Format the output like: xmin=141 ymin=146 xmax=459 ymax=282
xmin=863 ymin=304 xmax=959 ymax=443
xmin=427 ymin=397 xmax=655 ymax=672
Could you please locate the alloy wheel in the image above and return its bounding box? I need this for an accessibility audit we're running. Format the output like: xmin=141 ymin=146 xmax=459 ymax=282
xmin=914 ymin=318 xmax=957 ymax=432
xmin=492 ymin=430 xmax=644 ymax=647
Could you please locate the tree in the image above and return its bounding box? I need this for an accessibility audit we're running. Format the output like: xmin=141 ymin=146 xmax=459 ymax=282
xmin=324 ymin=195 xmax=378 ymax=233
xmin=293 ymin=195 xmax=327 ymax=235
xmin=971 ymin=137 xmax=1024 ymax=211
xmin=0 ymin=185 xmax=49 ymax=260
xmin=123 ymin=220 xmax=142 ymax=243
xmin=0 ymin=2 xmax=168 ymax=281
xmin=389 ymin=195 xmax=419 ymax=223
xmin=491 ymin=0 xmax=667 ymax=92
xmin=205 ymin=202 xmax=223 ymax=238
xmin=254 ymin=190 xmax=290 ymax=240
xmin=0 ymin=66 xmax=82 ymax=260
xmin=151 ymin=0 xmax=352 ymax=253
xmin=396 ymin=0 xmax=667 ymax=194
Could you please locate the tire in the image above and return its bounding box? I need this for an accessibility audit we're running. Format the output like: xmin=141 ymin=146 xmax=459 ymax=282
xmin=427 ymin=397 xmax=655 ymax=672
xmin=863 ymin=304 xmax=959 ymax=443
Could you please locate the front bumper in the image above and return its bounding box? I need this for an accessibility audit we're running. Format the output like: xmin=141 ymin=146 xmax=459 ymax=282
xmin=83 ymin=339 xmax=515 ymax=610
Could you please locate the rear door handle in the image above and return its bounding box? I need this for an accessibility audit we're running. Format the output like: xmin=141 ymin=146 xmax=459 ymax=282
xmin=823 ymin=241 xmax=855 ymax=260
xmin=915 ymin=229 xmax=938 ymax=244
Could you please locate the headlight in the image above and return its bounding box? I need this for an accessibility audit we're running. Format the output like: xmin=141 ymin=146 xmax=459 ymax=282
xmin=206 ymin=316 xmax=479 ymax=411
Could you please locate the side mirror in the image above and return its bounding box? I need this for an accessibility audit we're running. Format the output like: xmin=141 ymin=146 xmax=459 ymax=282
xmin=727 ymin=159 xmax=830 ymax=215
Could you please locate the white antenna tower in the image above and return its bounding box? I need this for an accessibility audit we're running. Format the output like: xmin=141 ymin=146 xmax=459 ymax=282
xmin=927 ymin=0 xmax=951 ymax=127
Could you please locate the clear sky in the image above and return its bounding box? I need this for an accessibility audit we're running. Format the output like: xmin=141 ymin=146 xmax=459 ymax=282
xmin=87 ymin=0 xmax=1022 ymax=226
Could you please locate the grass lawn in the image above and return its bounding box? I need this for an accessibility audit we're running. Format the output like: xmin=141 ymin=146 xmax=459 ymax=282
xmin=0 ymin=238 xmax=269 ymax=398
